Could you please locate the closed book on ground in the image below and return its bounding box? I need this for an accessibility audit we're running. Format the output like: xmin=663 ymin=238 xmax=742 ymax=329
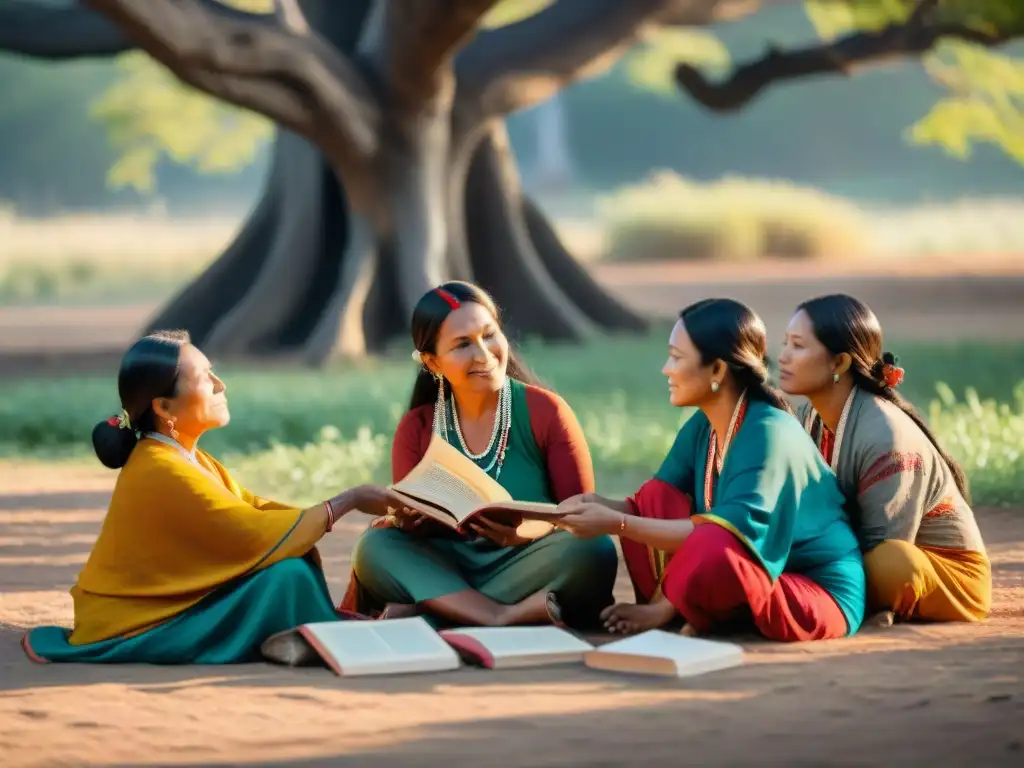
xmin=440 ymin=626 xmax=595 ymax=669
xmin=583 ymin=630 xmax=743 ymax=678
xmin=297 ymin=617 xmax=462 ymax=677
xmin=390 ymin=434 xmax=567 ymax=532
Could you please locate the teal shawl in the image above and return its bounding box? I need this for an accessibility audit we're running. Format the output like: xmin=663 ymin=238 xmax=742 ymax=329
xmin=655 ymin=398 xmax=866 ymax=634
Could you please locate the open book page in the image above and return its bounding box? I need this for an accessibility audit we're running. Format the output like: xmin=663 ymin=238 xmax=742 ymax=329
xmin=297 ymin=617 xmax=461 ymax=677
xmin=390 ymin=434 xmax=566 ymax=529
xmin=389 ymin=434 xmax=512 ymax=525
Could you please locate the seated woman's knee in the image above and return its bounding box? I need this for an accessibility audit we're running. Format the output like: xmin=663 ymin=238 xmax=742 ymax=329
xmin=865 ymin=539 xmax=926 ymax=589
xmin=260 ymin=556 xmax=318 ymax=587
xmin=350 ymin=526 xmax=406 ymax=581
xmin=663 ymin=525 xmax=739 ymax=600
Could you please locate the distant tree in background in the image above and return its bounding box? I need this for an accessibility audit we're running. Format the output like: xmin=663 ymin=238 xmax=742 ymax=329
xmin=0 ymin=0 xmax=1019 ymax=364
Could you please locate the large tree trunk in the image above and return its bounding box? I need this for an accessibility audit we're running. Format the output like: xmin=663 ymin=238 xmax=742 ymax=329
xmin=130 ymin=0 xmax=648 ymax=364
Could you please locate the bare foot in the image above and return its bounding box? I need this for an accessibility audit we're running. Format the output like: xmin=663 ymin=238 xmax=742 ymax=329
xmin=866 ymin=609 xmax=896 ymax=629
xmin=496 ymin=590 xmax=551 ymax=627
xmin=600 ymin=599 xmax=677 ymax=635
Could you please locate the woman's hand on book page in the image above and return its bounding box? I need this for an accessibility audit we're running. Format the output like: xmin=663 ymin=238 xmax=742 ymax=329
xmin=468 ymin=517 xmax=530 ymax=548
xmin=369 ymin=508 xmax=443 ymax=536
xmin=555 ymin=501 xmax=624 ymax=539
xmin=381 ymin=507 xmax=428 ymax=532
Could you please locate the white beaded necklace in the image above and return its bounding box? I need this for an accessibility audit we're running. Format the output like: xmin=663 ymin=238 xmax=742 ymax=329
xmin=433 ymin=378 xmax=512 ymax=479
xmin=452 ymin=380 xmax=507 ymax=460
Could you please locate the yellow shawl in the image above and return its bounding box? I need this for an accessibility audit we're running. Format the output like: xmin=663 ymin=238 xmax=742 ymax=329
xmin=69 ymin=439 xmax=322 ymax=646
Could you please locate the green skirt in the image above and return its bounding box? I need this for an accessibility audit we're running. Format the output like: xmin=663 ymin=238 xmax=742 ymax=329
xmin=23 ymin=557 xmax=339 ymax=665
xmin=350 ymin=528 xmax=618 ymax=628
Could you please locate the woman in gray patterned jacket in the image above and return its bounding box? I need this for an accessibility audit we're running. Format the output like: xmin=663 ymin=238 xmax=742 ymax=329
xmin=777 ymin=293 xmax=989 ymax=624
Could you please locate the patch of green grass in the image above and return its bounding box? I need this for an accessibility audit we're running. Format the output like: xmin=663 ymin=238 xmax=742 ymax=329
xmin=0 ymin=258 xmax=193 ymax=304
xmin=0 ymin=329 xmax=1020 ymax=506
xmin=929 ymin=383 xmax=1024 ymax=508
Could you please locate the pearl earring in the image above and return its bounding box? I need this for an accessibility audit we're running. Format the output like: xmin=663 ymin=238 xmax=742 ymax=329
xmin=711 ymin=381 xmax=720 ymax=393
xmin=832 ymin=372 xmax=840 ymax=384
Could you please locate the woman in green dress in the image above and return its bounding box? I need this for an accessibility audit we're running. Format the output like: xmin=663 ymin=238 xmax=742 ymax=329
xmin=341 ymin=281 xmax=618 ymax=629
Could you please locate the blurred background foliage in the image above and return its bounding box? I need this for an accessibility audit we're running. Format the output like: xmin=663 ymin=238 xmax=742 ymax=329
xmin=0 ymin=0 xmax=1021 ymax=213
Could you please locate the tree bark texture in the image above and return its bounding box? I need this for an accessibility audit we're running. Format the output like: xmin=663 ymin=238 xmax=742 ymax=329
xmin=7 ymin=0 xmax=688 ymax=363
xmin=135 ymin=0 xmax=652 ymax=363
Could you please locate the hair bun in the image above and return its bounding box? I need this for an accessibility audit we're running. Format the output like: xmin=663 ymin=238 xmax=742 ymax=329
xmin=91 ymin=419 xmax=138 ymax=470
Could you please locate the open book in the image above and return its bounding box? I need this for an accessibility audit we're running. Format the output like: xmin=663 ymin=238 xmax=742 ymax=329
xmin=295 ymin=617 xmax=462 ymax=677
xmin=583 ymin=630 xmax=744 ymax=678
xmin=389 ymin=433 xmax=567 ymax=532
xmin=439 ymin=626 xmax=595 ymax=669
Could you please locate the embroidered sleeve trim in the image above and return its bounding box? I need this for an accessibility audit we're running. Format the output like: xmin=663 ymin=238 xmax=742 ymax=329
xmin=858 ymin=452 xmax=924 ymax=495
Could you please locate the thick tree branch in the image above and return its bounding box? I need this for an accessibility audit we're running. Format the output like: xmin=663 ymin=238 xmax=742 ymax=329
xmin=0 ymin=0 xmax=129 ymax=59
xmin=84 ymin=0 xmax=381 ymax=193
xmin=0 ymin=0 xmax=259 ymax=60
xmin=273 ymin=0 xmax=309 ymax=34
xmin=675 ymin=0 xmax=1022 ymax=112
xmin=371 ymin=0 xmax=499 ymax=115
xmin=457 ymin=0 xmax=694 ymax=117
xmin=455 ymin=0 xmax=792 ymax=117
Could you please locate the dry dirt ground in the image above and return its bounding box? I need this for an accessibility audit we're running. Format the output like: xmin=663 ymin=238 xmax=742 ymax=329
xmin=1 ymin=260 xmax=1022 ymax=766
xmin=0 ymin=463 xmax=1022 ymax=768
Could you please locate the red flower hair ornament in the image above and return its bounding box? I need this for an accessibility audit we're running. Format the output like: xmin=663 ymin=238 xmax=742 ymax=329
xmin=880 ymin=352 xmax=904 ymax=388
xmin=106 ymin=409 xmax=132 ymax=430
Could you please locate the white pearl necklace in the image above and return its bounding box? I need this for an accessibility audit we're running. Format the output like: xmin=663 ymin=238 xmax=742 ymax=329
xmin=452 ymin=381 xmax=506 ymax=460
xmin=433 ymin=378 xmax=513 ymax=479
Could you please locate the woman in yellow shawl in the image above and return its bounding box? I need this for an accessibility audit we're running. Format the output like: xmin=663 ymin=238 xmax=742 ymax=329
xmin=22 ymin=330 xmax=407 ymax=665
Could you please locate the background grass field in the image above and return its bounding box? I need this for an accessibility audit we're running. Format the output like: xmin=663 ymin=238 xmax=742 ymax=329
xmin=4 ymin=193 xmax=1024 ymax=305
xmin=1 ymin=326 xmax=1020 ymax=507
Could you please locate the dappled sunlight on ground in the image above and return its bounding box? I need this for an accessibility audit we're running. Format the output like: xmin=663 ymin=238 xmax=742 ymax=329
xmin=1 ymin=463 xmax=1022 ymax=766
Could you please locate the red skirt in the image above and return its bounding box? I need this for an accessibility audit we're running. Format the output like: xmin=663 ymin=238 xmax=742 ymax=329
xmin=622 ymin=479 xmax=848 ymax=642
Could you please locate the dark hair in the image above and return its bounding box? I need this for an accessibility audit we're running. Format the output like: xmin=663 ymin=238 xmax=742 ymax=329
xmin=91 ymin=330 xmax=190 ymax=470
xmin=408 ymin=281 xmax=541 ymax=411
xmin=797 ymin=293 xmax=969 ymax=501
xmin=679 ymin=298 xmax=792 ymax=414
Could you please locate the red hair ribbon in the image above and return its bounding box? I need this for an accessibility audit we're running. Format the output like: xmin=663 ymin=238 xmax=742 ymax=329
xmin=882 ymin=364 xmax=905 ymax=388
xmin=106 ymin=416 xmax=120 ymax=427
xmin=434 ymin=288 xmax=460 ymax=310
